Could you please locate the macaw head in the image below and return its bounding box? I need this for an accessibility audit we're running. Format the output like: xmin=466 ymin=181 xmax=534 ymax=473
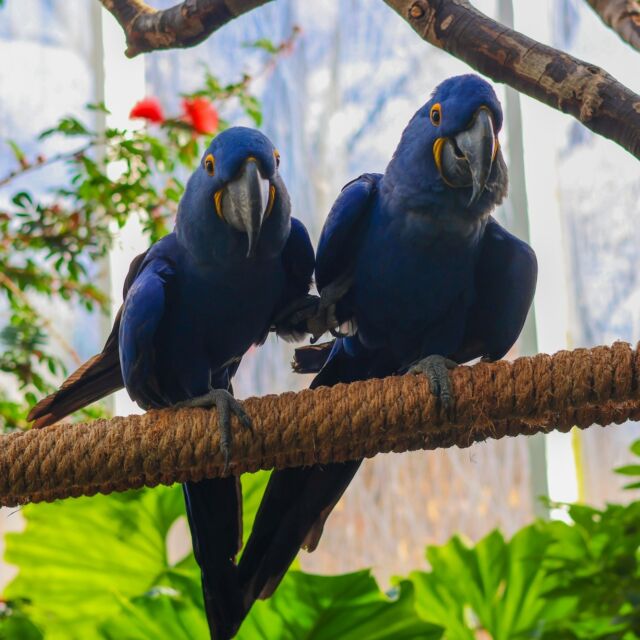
xmin=176 ymin=126 xmax=290 ymax=264
xmin=385 ymin=74 xmax=508 ymax=217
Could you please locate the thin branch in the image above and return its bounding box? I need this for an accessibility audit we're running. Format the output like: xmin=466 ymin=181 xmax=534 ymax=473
xmin=99 ymin=0 xmax=273 ymax=57
xmin=1 ymin=342 xmax=638 ymax=506
xmin=0 ymin=143 xmax=93 ymax=189
xmin=585 ymin=0 xmax=640 ymax=53
xmin=383 ymin=0 xmax=640 ymax=160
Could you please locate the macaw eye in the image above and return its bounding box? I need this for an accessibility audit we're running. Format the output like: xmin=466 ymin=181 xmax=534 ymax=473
xmin=430 ymin=103 xmax=442 ymax=126
xmin=274 ymin=149 xmax=280 ymax=168
xmin=204 ymin=153 xmax=215 ymax=176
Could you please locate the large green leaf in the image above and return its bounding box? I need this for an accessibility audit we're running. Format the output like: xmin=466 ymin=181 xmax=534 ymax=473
xmin=99 ymin=575 xmax=209 ymax=640
xmin=410 ymin=525 xmax=575 ymax=640
xmin=3 ymin=471 xmax=272 ymax=639
xmin=238 ymin=570 xmax=443 ymax=640
xmin=101 ymin=556 xmax=440 ymax=638
xmin=4 ymin=486 xmax=185 ymax=639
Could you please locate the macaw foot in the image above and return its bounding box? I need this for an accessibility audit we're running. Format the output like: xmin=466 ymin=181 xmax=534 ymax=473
xmin=408 ymin=355 xmax=457 ymax=411
xmin=174 ymin=389 xmax=253 ymax=473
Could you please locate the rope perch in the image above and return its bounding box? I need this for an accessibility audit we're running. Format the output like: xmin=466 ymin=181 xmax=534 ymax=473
xmin=2 ymin=341 xmax=639 ymax=507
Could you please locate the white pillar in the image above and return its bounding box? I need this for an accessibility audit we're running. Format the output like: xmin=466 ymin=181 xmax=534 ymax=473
xmin=513 ymin=0 xmax=579 ymax=512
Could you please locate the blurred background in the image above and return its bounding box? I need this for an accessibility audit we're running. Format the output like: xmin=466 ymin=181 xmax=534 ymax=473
xmin=1 ymin=0 xmax=640 ymax=635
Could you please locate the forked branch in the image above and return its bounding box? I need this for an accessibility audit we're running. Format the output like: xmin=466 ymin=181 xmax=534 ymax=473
xmin=99 ymin=0 xmax=272 ymax=57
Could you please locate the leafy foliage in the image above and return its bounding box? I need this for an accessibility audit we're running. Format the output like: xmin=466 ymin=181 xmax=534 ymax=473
xmin=238 ymin=572 xmax=441 ymax=640
xmin=410 ymin=526 xmax=575 ymax=639
xmin=3 ymin=473 xmax=271 ymax=640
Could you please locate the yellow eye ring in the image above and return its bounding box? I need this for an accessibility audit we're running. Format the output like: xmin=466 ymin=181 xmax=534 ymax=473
xmin=430 ymin=103 xmax=442 ymax=126
xmin=204 ymin=153 xmax=215 ymax=176
xmin=274 ymin=149 xmax=280 ymax=167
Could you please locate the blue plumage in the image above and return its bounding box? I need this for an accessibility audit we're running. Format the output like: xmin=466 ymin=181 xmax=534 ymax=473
xmin=238 ymin=74 xmax=537 ymax=615
xmin=29 ymin=127 xmax=315 ymax=640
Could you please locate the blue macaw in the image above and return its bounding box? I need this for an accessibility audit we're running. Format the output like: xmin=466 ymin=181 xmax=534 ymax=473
xmin=237 ymin=75 xmax=537 ymax=614
xmin=28 ymin=127 xmax=315 ymax=640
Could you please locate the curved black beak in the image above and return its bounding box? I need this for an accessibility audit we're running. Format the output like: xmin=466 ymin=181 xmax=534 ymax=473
xmin=216 ymin=158 xmax=271 ymax=258
xmin=454 ymin=108 xmax=496 ymax=206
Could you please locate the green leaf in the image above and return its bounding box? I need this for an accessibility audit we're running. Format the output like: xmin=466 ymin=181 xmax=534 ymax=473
xmin=240 ymin=470 xmax=270 ymax=548
xmin=0 ymin=601 xmax=43 ymax=639
xmin=244 ymin=38 xmax=279 ymax=54
xmin=99 ymin=579 xmax=208 ymax=640
xmin=6 ymin=139 xmax=26 ymax=164
xmin=615 ymin=464 xmax=640 ymax=476
xmin=239 ymin=94 xmax=262 ymax=127
xmin=11 ymin=192 xmax=32 ymax=208
xmin=85 ymin=102 xmax=111 ymax=115
xmin=4 ymin=471 xmax=272 ymax=638
xmin=630 ymin=439 xmax=640 ymax=458
xmin=410 ymin=526 xmax=575 ymax=640
xmin=4 ymin=485 xmax=185 ymax=639
xmin=239 ymin=571 xmax=443 ymax=640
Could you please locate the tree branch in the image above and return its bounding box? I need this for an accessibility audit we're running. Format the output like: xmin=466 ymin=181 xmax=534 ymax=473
xmin=2 ymin=342 xmax=638 ymax=506
xmin=99 ymin=0 xmax=273 ymax=57
xmin=384 ymin=0 xmax=640 ymax=160
xmin=585 ymin=0 xmax=640 ymax=53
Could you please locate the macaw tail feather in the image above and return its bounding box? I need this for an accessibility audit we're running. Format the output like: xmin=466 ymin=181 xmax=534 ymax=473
xmin=27 ymin=313 xmax=124 ymax=429
xmin=183 ymin=477 xmax=245 ymax=640
xmin=237 ymin=338 xmax=363 ymax=622
xmin=237 ymin=460 xmax=360 ymax=610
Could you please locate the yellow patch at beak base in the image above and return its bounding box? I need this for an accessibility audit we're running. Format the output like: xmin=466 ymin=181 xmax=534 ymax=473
xmin=214 ymin=190 xmax=224 ymax=220
xmin=433 ymin=137 xmax=456 ymax=188
xmin=265 ymin=185 xmax=276 ymax=218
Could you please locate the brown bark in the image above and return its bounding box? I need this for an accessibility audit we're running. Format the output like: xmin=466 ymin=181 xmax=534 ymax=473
xmin=586 ymin=0 xmax=640 ymax=52
xmin=383 ymin=0 xmax=640 ymax=159
xmin=99 ymin=0 xmax=272 ymax=57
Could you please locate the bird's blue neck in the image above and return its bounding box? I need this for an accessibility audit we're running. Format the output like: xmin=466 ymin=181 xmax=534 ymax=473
xmin=377 ymin=176 xmax=489 ymax=252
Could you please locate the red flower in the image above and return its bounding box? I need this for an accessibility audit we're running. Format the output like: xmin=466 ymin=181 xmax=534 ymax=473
xmin=129 ymin=97 xmax=165 ymax=124
xmin=182 ymin=97 xmax=219 ymax=134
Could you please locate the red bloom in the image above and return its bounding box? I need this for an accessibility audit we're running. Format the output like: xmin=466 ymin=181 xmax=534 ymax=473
xmin=129 ymin=97 xmax=164 ymax=124
xmin=182 ymin=97 xmax=219 ymax=134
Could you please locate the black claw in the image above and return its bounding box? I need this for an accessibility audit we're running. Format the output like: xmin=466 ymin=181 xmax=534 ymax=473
xmin=239 ymin=414 xmax=254 ymax=433
xmin=410 ymin=355 xmax=457 ymax=415
xmin=222 ymin=447 xmax=231 ymax=475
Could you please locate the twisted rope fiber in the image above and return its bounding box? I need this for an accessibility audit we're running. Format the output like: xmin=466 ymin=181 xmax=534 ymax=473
xmin=2 ymin=341 xmax=640 ymax=507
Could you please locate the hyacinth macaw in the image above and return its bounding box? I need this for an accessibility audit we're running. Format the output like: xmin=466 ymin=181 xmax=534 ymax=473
xmin=28 ymin=127 xmax=315 ymax=640
xmin=237 ymin=74 xmax=538 ymax=617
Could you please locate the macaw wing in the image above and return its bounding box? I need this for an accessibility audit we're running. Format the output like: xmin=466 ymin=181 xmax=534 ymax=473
xmin=27 ymin=249 xmax=150 ymax=428
xmin=453 ymin=217 xmax=538 ymax=363
xmin=118 ymin=248 xmax=177 ymax=408
xmin=270 ymin=216 xmax=316 ymax=342
xmin=315 ymin=173 xmax=380 ymax=292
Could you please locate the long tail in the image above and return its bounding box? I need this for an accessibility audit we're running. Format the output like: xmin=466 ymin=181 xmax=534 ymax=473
xmin=236 ymin=338 xmax=364 ymax=623
xmin=27 ymin=315 xmax=123 ymax=429
xmin=237 ymin=461 xmax=360 ymax=608
xmin=183 ymin=477 xmax=245 ymax=640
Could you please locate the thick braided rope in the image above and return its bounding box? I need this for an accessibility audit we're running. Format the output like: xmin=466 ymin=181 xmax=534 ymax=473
xmin=1 ymin=341 xmax=639 ymax=507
